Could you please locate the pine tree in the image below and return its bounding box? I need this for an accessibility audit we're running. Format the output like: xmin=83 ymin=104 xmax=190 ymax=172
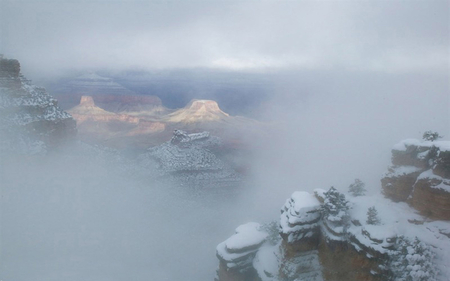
xmin=422 ymin=131 xmax=442 ymax=142
xmin=322 ymin=186 xmax=350 ymax=225
xmin=366 ymin=206 xmax=380 ymax=225
xmin=390 ymin=236 xmax=438 ymax=281
xmin=348 ymin=178 xmax=366 ymax=196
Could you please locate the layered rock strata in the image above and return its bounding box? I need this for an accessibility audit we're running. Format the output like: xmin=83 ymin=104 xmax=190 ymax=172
xmin=381 ymin=139 xmax=450 ymax=220
xmin=215 ymin=191 xmax=399 ymax=281
xmin=216 ymin=223 xmax=268 ymax=281
xmin=67 ymin=95 xmax=165 ymax=144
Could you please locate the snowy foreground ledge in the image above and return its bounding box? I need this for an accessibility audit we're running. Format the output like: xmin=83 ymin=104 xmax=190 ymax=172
xmin=216 ymin=189 xmax=450 ymax=281
xmin=216 ymin=222 xmax=268 ymax=269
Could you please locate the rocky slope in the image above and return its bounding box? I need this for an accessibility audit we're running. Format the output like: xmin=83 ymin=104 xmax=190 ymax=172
xmin=216 ymin=138 xmax=450 ymax=281
xmin=0 ymin=55 xmax=76 ymax=153
xmin=381 ymin=139 xmax=450 ymax=220
xmin=138 ymin=130 xmax=240 ymax=187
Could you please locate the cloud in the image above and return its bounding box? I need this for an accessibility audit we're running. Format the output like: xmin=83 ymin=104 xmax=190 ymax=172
xmin=0 ymin=0 xmax=448 ymax=78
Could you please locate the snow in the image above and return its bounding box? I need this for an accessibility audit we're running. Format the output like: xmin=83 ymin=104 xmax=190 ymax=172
xmin=384 ymin=165 xmax=422 ymax=177
xmin=138 ymin=131 xmax=239 ymax=186
xmin=291 ymin=191 xmax=322 ymax=213
xmin=314 ymin=188 xmax=326 ymax=200
xmin=253 ymin=244 xmax=281 ymax=281
xmin=345 ymin=193 xmax=450 ymax=279
xmin=393 ymin=139 xmax=422 ymax=151
xmin=416 ymin=170 xmax=450 ymax=193
xmin=216 ymin=222 xmax=268 ymax=267
xmin=280 ymin=192 xmax=321 ymax=237
xmin=393 ymin=138 xmax=450 ymax=153
xmin=226 ymin=223 xmax=268 ymax=251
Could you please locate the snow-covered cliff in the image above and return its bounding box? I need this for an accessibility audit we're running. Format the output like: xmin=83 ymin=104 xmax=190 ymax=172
xmin=382 ymin=139 xmax=450 ymax=220
xmin=0 ymin=56 xmax=76 ymax=153
xmin=216 ymin=138 xmax=450 ymax=281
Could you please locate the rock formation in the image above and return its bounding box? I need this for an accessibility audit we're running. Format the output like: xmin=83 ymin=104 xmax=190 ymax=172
xmin=138 ymin=130 xmax=239 ymax=187
xmin=0 ymin=56 xmax=76 ymax=153
xmin=67 ymin=96 xmax=264 ymax=149
xmin=166 ymin=99 xmax=230 ymax=123
xmin=67 ymin=95 xmax=165 ymax=146
xmin=216 ymin=138 xmax=450 ymax=280
xmin=381 ymin=139 xmax=450 ymax=220
xmin=216 ymin=222 xmax=268 ymax=281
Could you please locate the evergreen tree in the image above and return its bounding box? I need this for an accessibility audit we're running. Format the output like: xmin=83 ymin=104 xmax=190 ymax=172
xmin=366 ymin=206 xmax=381 ymax=225
xmin=322 ymin=187 xmax=350 ymax=225
xmin=422 ymin=131 xmax=442 ymax=142
xmin=390 ymin=236 xmax=438 ymax=281
xmin=348 ymin=178 xmax=366 ymax=196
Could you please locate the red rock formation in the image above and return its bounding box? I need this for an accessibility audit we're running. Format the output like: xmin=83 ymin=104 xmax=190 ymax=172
xmin=125 ymin=120 xmax=165 ymax=136
xmin=411 ymin=176 xmax=450 ymax=219
xmin=166 ymin=99 xmax=229 ymax=123
xmin=381 ymin=139 xmax=450 ymax=220
xmin=79 ymin=95 xmax=95 ymax=107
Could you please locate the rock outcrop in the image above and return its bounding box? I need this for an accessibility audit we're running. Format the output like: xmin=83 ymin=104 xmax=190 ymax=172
xmin=215 ymin=187 xmax=446 ymax=281
xmin=216 ymin=138 xmax=450 ymax=281
xmin=280 ymin=192 xmax=322 ymax=253
xmin=138 ymin=130 xmax=239 ymax=187
xmin=162 ymin=99 xmax=264 ymax=144
xmin=216 ymin=223 xmax=268 ymax=281
xmin=166 ymin=99 xmax=229 ymax=123
xmin=0 ymin=56 xmax=76 ymax=153
xmin=67 ymin=95 xmax=165 ymax=145
xmin=381 ymin=139 xmax=450 ymax=220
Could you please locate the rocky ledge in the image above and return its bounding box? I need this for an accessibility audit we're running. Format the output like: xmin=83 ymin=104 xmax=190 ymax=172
xmin=381 ymin=139 xmax=450 ymax=220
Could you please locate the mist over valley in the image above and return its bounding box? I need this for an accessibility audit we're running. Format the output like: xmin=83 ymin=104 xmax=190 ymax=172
xmin=1 ymin=1 xmax=449 ymax=280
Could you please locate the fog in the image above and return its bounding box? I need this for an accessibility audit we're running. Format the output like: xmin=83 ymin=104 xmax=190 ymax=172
xmin=1 ymin=1 xmax=448 ymax=78
xmin=1 ymin=0 xmax=449 ymax=280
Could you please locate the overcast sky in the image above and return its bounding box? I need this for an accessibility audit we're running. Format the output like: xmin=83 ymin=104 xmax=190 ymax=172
xmin=1 ymin=0 xmax=448 ymax=78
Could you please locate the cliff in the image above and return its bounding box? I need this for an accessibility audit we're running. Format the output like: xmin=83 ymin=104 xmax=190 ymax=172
xmin=0 ymin=56 xmax=76 ymax=153
xmin=216 ymin=138 xmax=450 ymax=281
xmin=381 ymin=139 xmax=450 ymax=220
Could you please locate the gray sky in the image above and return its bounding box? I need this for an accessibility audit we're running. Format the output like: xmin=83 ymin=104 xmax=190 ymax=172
xmin=1 ymin=0 xmax=448 ymax=78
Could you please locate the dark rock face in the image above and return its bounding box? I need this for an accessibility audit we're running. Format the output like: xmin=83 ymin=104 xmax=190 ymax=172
xmin=434 ymin=151 xmax=450 ymax=178
xmin=0 ymin=56 xmax=76 ymax=153
xmin=381 ymin=169 xmax=421 ymax=202
xmin=318 ymin=237 xmax=383 ymax=281
xmin=381 ymin=139 xmax=450 ymax=220
xmin=0 ymin=58 xmax=20 ymax=78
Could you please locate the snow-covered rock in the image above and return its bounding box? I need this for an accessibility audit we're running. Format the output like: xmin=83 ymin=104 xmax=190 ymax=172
xmin=216 ymin=222 xmax=268 ymax=280
xmin=139 ymin=130 xmax=239 ymax=187
xmin=382 ymin=138 xmax=450 ymax=220
xmin=0 ymin=57 xmax=76 ymax=154
xmin=280 ymin=191 xmax=321 ymax=246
